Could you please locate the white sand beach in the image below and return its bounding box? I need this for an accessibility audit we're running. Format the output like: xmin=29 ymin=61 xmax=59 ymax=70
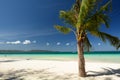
xmin=0 ymin=58 xmax=120 ymax=80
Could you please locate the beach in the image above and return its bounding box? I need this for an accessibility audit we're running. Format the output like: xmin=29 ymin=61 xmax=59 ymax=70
xmin=0 ymin=0 xmax=119 ymax=80
xmin=0 ymin=58 xmax=120 ymax=80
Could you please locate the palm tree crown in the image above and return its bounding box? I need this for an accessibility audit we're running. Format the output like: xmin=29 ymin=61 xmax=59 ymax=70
xmin=55 ymin=0 xmax=120 ymax=50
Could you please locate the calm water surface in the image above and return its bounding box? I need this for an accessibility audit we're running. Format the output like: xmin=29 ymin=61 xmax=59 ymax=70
xmin=0 ymin=51 xmax=120 ymax=63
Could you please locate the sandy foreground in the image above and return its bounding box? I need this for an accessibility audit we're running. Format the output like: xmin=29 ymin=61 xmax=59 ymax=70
xmin=0 ymin=58 xmax=120 ymax=80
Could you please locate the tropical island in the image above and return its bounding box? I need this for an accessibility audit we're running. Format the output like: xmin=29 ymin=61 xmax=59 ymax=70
xmin=0 ymin=50 xmax=55 ymax=53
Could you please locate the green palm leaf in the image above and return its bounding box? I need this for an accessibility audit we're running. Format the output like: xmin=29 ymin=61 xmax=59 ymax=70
xmin=84 ymin=0 xmax=112 ymax=29
xmin=98 ymin=32 xmax=120 ymax=49
xmin=60 ymin=11 xmax=77 ymax=27
xmin=54 ymin=25 xmax=71 ymax=34
xmin=100 ymin=0 xmax=112 ymax=12
xmin=85 ymin=12 xmax=110 ymax=30
xmin=72 ymin=0 xmax=82 ymax=14
xmin=117 ymin=43 xmax=120 ymax=49
xmin=83 ymin=36 xmax=92 ymax=51
xmin=77 ymin=0 xmax=97 ymax=26
xmin=89 ymin=30 xmax=120 ymax=49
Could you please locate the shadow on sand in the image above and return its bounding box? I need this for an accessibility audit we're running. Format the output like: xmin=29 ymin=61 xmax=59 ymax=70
xmin=0 ymin=67 xmax=120 ymax=80
xmin=0 ymin=60 xmax=20 ymax=63
xmin=0 ymin=69 xmax=77 ymax=80
xmin=87 ymin=67 xmax=120 ymax=77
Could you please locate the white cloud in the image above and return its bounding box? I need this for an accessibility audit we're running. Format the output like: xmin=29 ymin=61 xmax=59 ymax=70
xmin=32 ymin=40 xmax=36 ymax=43
xmin=98 ymin=43 xmax=101 ymax=46
xmin=66 ymin=43 xmax=70 ymax=46
xmin=6 ymin=40 xmax=21 ymax=45
xmin=1 ymin=40 xmax=34 ymax=45
xmin=13 ymin=41 xmax=21 ymax=44
xmin=57 ymin=42 xmax=60 ymax=45
xmin=46 ymin=42 xmax=50 ymax=46
xmin=6 ymin=41 xmax=10 ymax=44
xmin=23 ymin=40 xmax=31 ymax=45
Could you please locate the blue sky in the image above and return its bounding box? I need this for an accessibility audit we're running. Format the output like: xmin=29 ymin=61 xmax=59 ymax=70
xmin=0 ymin=0 xmax=119 ymax=51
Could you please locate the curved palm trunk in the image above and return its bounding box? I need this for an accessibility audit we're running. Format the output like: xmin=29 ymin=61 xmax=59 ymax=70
xmin=77 ymin=40 xmax=86 ymax=77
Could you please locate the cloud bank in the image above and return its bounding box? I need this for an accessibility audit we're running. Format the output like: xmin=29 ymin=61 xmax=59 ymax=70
xmin=6 ymin=41 xmax=21 ymax=45
xmin=0 ymin=40 xmax=36 ymax=45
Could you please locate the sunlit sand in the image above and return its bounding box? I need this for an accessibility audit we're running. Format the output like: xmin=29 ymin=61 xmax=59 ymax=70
xmin=0 ymin=58 xmax=120 ymax=80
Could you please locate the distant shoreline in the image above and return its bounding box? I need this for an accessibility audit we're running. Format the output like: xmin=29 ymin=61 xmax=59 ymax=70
xmin=0 ymin=50 xmax=119 ymax=54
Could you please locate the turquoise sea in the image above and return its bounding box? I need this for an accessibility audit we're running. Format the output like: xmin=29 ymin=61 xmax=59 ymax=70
xmin=0 ymin=51 xmax=120 ymax=63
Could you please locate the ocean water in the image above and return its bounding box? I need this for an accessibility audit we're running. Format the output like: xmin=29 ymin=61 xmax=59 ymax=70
xmin=0 ymin=51 xmax=120 ymax=63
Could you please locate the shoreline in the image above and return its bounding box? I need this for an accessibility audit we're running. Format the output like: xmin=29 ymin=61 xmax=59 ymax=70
xmin=0 ymin=58 xmax=120 ymax=80
xmin=0 ymin=51 xmax=120 ymax=63
xmin=0 ymin=56 xmax=119 ymax=64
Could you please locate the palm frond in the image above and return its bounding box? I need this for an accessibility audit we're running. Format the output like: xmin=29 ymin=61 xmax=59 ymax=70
xmin=85 ymin=12 xmax=110 ymax=30
xmin=100 ymin=14 xmax=110 ymax=28
xmin=98 ymin=32 xmax=120 ymax=49
xmin=60 ymin=11 xmax=77 ymax=27
xmin=77 ymin=0 xmax=97 ymax=26
xmin=83 ymin=36 xmax=92 ymax=52
xmin=72 ymin=0 xmax=82 ymax=14
xmin=54 ymin=25 xmax=71 ymax=34
xmin=117 ymin=43 xmax=120 ymax=49
xmin=99 ymin=0 xmax=112 ymax=13
xmin=82 ymin=0 xmax=112 ymax=30
xmin=90 ymin=31 xmax=119 ymax=49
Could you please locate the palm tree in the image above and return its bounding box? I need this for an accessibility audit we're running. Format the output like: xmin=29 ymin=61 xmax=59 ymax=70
xmin=54 ymin=0 xmax=120 ymax=77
